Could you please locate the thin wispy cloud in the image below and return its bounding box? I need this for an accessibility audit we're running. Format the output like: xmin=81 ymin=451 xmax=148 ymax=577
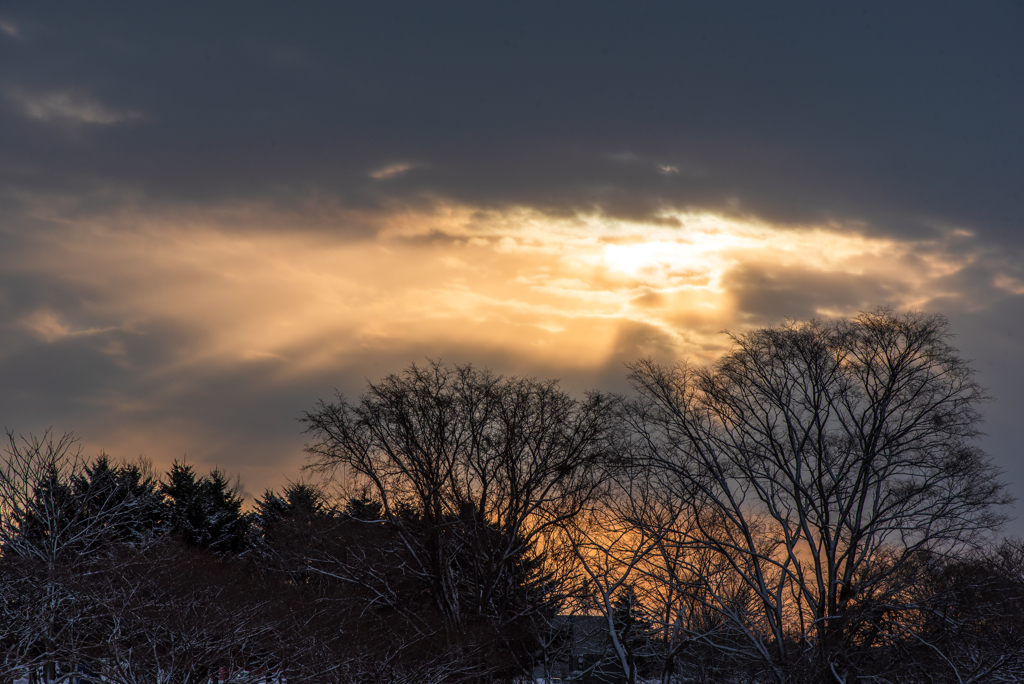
xmin=0 ymin=20 xmax=20 ymax=39
xmin=20 ymin=309 xmax=120 ymax=344
xmin=994 ymin=274 xmax=1024 ymax=296
xmin=6 ymin=88 xmax=143 ymax=125
xmin=370 ymin=162 xmax=414 ymax=180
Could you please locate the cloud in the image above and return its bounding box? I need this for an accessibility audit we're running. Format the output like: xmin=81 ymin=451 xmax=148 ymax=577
xmin=0 ymin=5 xmax=1017 ymax=247
xmin=3 ymin=195 xmax=1006 ymax=379
xmin=0 ymin=20 xmax=20 ymax=39
xmin=0 ymin=2 xmax=1021 ymax=521
xmin=994 ymin=274 xmax=1024 ymax=296
xmin=370 ymin=162 xmax=415 ymax=180
xmin=6 ymin=88 xmax=143 ymax=125
xmin=2 ymin=191 xmax=1022 ymax=522
xmin=20 ymin=309 xmax=118 ymax=343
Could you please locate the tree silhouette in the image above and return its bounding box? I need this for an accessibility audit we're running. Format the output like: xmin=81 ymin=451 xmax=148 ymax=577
xmin=161 ymin=462 xmax=247 ymax=555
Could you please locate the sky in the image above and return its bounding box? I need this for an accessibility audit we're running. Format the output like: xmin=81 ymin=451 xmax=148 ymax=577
xmin=1 ymin=3 xmax=1023 ymax=528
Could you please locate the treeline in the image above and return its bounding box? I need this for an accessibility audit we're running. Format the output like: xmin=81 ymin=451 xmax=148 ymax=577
xmin=2 ymin=309 xmax=1023 ymax=684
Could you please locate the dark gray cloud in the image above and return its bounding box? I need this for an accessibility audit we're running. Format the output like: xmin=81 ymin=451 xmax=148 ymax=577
xmin=722 ymin=264 xmax=902 ymax=324
xmin=0 ymin=3 xmax=1020 ymax=234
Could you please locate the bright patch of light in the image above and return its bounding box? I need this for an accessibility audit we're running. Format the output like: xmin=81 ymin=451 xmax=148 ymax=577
xmin=10 ymin=198 xmax=979 ymax=379
xmin=604 ymin=242 xmax=674 ymax=276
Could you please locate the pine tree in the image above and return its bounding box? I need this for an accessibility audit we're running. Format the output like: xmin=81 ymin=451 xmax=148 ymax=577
xmin=72 ymin=455 xmax=164 ymax=543
xmin=161 ymin=462 xmax=248 ymax=555
xmin=343 ymin=494 xmax=382 ymax=521
xmin=203 ymin=468 xmax=248 ymax=554
xmin=255 ymin=482 xmax=327 ymax=528
xmin=610 ymin=585 xmax=656 ymax=681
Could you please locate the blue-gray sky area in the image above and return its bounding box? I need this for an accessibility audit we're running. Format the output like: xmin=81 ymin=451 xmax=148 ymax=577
xmin=1 ymin=3 xmax=1023 ymax=529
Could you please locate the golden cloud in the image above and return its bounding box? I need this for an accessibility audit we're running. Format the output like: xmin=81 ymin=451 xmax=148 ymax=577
xmin=6 ymin=197 xmax=996 ymax=380
xmin=6 ymin=193 xmax=1017 ymax=501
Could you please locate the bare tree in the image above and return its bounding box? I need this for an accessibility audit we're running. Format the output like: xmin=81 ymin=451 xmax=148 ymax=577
xmin=301 ymin=360 xmax=618 ymax=678
xmin=0 ymin=431 xmax=161 ymax=684
xmin=623 ymin=309 xmax=1010 ymax=683
xmin=560 ymin=458 xmax=759 ymax=684
xmin=877 ymin=540 xmax=1024 ymax=684
xmin=80 ymin=541 xmax=278 ymax=684
xmin=557 ymin=482 xmax=664 ymax=684
xmin=630 ymin=498 xmax=755 ymax=683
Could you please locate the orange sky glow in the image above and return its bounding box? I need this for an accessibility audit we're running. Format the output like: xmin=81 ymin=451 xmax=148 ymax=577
xmin=6 ymin=195 xmax=1010 ymax=495
xmin=16 ymin=201 xmax=984 ymax=370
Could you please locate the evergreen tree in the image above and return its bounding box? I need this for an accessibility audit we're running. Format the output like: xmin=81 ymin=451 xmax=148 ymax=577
xmin=203 ymin=468 xmax=248 ymax=554
xmin=254 ymin=482 xmax=327 ymax=528
xmin=160 ymin=462 xmax=248 ymax=555
xmin=14 ymin=465 xmax=78 ymax=557
xmin=343 ymin=494 xmax=382 ymax=521
xmin=250 ymin=482 xmax=336 ymax=584
xmin=610 ymin=585 xmax=656 ymax=679
xmin=72 ymin=455 xmax=164 ymax=543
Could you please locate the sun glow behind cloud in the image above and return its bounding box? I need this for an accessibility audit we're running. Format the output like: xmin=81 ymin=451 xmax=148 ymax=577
xmin=7 ymin=198 xmax=987 ymax=377
xmin=2 ymin=192 xmax=1014 ymax=495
